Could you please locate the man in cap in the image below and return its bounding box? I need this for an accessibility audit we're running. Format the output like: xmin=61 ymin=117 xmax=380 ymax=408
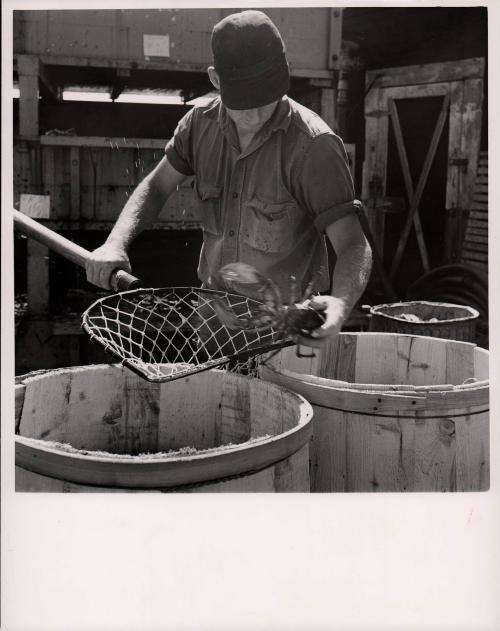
xmin=86 ymin=10 xmax=372 ymax=348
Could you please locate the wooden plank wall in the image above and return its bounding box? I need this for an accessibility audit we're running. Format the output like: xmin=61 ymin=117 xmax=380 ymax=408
xmin=461 ymin=151 xmax=488 ymax=272
xmin=15 ymin=9 xmax=337 ymax=78
xmin=34 ymin=141 xmax=202 ymax=226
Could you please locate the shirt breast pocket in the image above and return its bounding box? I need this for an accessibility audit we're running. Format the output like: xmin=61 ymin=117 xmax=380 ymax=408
xmin=196 ymin=181 xmax=222 ymax=236
xmin=242 ymin=195 xmax=298 ymax=253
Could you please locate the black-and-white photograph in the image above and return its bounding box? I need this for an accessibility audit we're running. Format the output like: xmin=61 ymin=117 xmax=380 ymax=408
xmin=11 ymin=5 xmax=489 ymax=494
xmin=3 ymin=2 xmax=499 ymax=630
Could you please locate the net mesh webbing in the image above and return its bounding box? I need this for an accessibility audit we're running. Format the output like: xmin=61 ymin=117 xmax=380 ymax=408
xmin=82 ymin=287 xmax=288 ymax=382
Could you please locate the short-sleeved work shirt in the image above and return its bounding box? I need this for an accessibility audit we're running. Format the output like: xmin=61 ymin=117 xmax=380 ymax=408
xmin=165 ymin=95 xmax=358 ymax=302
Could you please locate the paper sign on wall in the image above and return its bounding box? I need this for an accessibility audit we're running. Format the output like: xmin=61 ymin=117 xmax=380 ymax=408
xmin=143 ymin=34 xmax=170 ymax=58
xmin=20 ymin=194 xmax=51 ymax=218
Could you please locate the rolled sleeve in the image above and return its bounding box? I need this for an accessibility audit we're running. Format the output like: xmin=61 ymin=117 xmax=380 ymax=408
xmin=293 ymin=133 xmax=357 ymax=233
xmin=314 ymin=198 xmax=364 ymax=232
xmin=165 ymin=108 xmax=196 ymax=176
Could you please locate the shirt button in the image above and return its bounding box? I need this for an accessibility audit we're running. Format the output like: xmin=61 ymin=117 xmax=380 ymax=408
xmin=232 ymin=192 xmax=238 ymax=199
xmin=229 ymin=230 xmax=235 ymax=237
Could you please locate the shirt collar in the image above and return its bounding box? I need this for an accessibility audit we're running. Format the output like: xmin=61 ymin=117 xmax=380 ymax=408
xmin=202 ymin=97 xmax=221 ymax=120
xmin=261 ymin=96 xmax=292 ymax=137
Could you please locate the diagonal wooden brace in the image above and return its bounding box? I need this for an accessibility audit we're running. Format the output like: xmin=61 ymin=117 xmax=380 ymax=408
xmin=390 ymin=93 xmax=451 ymax=278
xmin=388 ymin=98 xmax=430 ymax=273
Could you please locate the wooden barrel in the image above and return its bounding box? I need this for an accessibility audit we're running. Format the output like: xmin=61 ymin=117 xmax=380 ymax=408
xmin=368 ymin=301 xmax=479 ymax=341
xmin=15 ymin=365 xmax=313 ymax=492
xmin=260 ymin=332 xmax=489 ymax=493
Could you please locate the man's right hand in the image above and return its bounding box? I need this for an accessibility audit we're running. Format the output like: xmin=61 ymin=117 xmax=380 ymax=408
xmin=86 ymin=244 xmax=132 ymax=290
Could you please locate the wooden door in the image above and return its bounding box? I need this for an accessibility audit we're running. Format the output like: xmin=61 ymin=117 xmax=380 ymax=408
xmin=361 ymin=58 xmax=484 ymax=287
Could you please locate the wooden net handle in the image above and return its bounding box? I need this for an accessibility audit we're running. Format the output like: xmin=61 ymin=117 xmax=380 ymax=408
xmin=13 ymin=208 xmax=141 ymax=291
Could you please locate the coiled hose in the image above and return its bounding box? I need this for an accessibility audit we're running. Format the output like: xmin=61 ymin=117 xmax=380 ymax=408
xmin=406 ymin=264 xmax=488 ymax=347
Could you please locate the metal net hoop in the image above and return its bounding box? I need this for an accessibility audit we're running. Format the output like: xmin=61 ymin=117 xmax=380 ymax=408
xmin=82 ymin=287 xmax=286 ymax=382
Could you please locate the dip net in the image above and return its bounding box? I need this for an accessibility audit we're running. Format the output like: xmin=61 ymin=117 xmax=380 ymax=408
xmin=82 ymin=287 xmax=290 ymax=383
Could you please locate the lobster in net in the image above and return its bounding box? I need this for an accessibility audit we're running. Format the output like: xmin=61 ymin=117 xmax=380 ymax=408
xmin=210 ymin=263 xmax=327 ymax=357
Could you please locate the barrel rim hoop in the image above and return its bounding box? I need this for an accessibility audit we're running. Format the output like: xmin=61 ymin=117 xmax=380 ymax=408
xmin=369 ymin=301 xmax=480 ymax=323
xmin=310 ymin=402 xmax=490 ymax=419
xmin=15 ymin=416 xmax=313 ymax=489
xmin=16 ymin=449 xmax=304 ymax=492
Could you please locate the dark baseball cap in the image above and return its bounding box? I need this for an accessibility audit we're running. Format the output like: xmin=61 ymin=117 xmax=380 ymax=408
xmin=211 ymin=10 xmax=290 ymax=110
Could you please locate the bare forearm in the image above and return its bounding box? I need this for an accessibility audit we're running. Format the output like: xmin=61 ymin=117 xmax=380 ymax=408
xmin=106 ymin=178 xmax=165 ymax=250
xmin=86 ymin=156 xmax=185 ymax=289
xmin=299 ymin=239 xmax=371 ymax=348
xmin=330 ymin=241 xmax=372 ymax=318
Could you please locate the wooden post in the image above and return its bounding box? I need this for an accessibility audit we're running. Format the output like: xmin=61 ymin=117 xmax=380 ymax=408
xmin=18 ymin=56 xmax=42 ymax=196
xmin=362 ymin=84 xmax=388 ymax=255
xmin=455 ymin=77 xmax=484 ymax=261
xmin=18 ymin=55 xmax=39 ymax=139
xmin=445 ymin=81 xmax=465 ymax=262
xmin=320 ymin=88 xmax=337 ymax=132
xmin=70 ymin=146 xmax=81 ymax=220
xmin=26 ymin=240 xmax=50 ymax=315
xmin=328 ymin=8 xmax=342 ymax=71
xmin=445 ymin=76 xmax=483 ymax=263
xmin=18 ymin=55 xmax=50 ymax=317
xmin=41 ymin=146 xmax=56 ymax=214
